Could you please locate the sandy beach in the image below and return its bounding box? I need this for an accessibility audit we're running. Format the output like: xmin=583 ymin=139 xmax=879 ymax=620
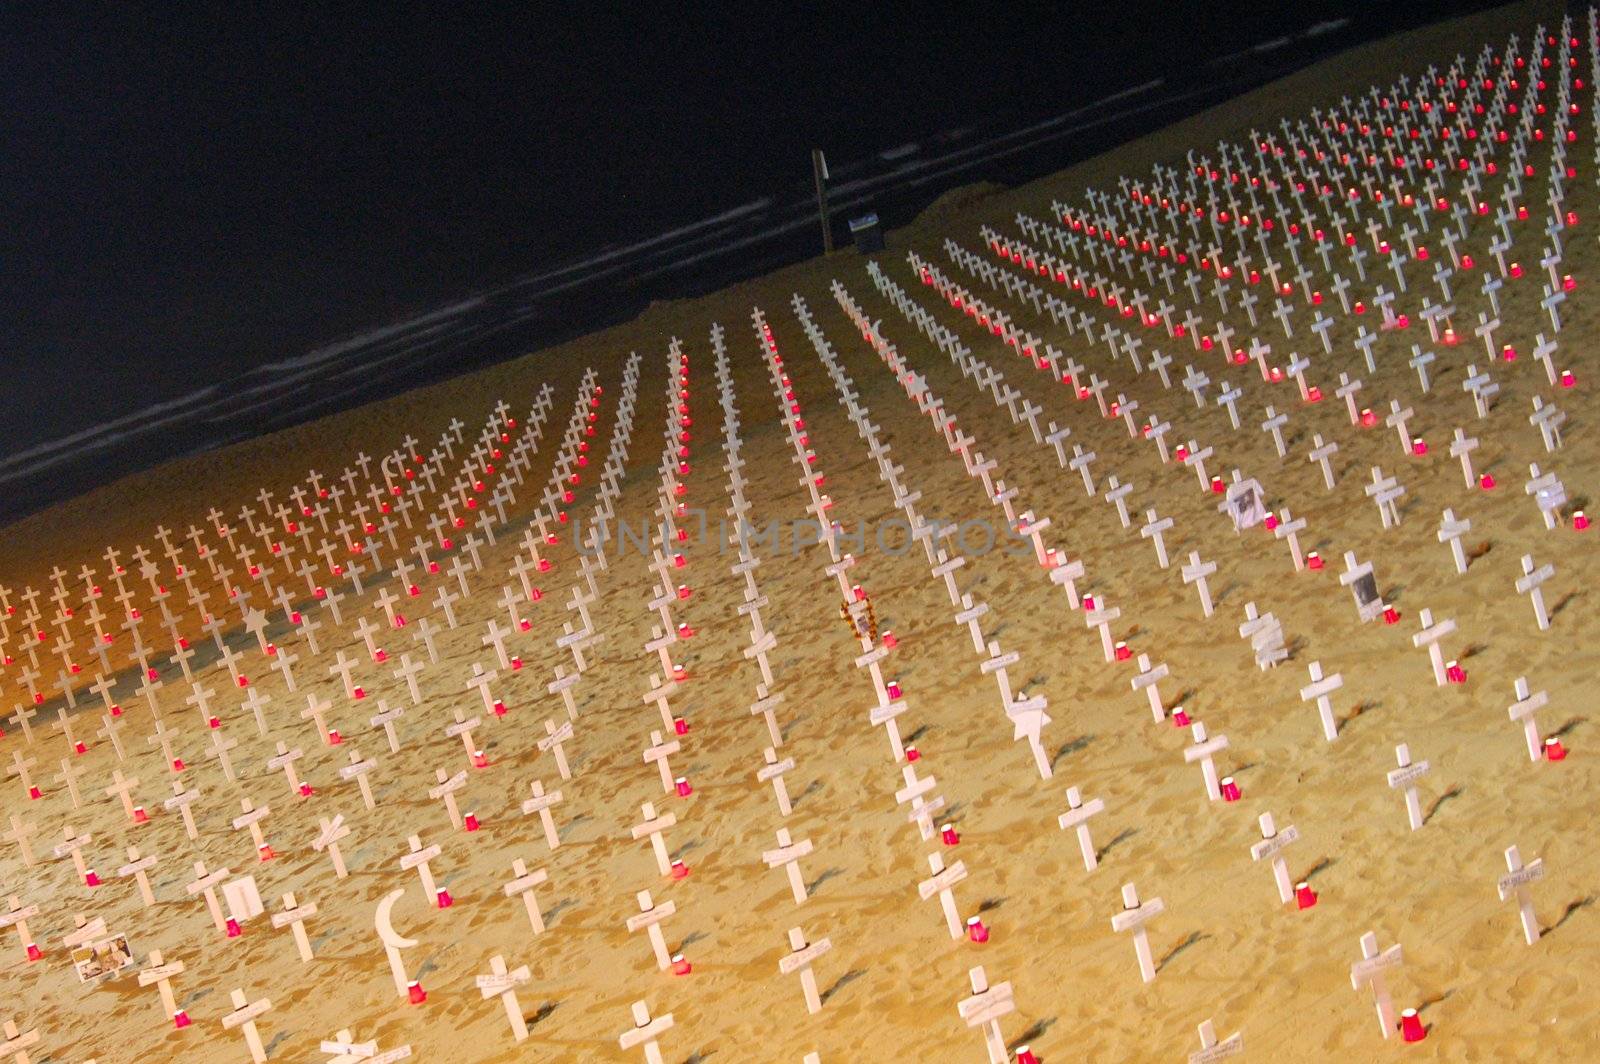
xmin=1 ymin=2 xmax=1595 ymax=1061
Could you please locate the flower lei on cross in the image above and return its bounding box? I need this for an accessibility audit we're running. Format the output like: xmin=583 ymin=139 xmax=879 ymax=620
xmin=840 ymin=595 xmax=879 ymax=643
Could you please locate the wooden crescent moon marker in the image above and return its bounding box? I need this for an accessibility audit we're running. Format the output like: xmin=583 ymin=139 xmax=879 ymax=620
xmin=375 ymin=889 xmax=417 ymax=949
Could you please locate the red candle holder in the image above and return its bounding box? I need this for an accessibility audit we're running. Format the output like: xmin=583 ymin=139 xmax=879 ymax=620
xmin=471 ymin=750 xmax=489 ymax=769
xmin=1264 ymin=513 xmax=1279 ymax=531
xmin=1171 ymin=707 xmax=1190 ymax=727
xmin=670 ymin=860 xmax=690 ymax=880
xmin=1083 ymin=595 xmax=1096 ymax=611
xmin=1220 ymin=777 xmax=1241 ymax=802
xmin=966 ymin=916 xmax=989 ymax=943
xmin=25 ymin=943 xmax=42 ymax=962
xmin=28 ymin=785 xmax=42 ymax=800
xmin=352 ymin=686 xmax=366 ymax=700
xmin=492 ymin=700 xmax=507 ymax=717
xmin=1295 ymin=882 xmax=1318 ymax=909
xmin=886 ymin=680 xmax=902 ymax=699
xmin=328 ymin=730 xmax=343 ymax=745
xmin=408 ymin=980 xmax=427 ymax=1004
xmin=905 ymin=746 xmax=920 ymax=763
xmin=258 ymin=844 xmax=275 ymax=861
xmin=133 ymin=806 xmax=149 ymax=823
xmin=1016 ymin=1047 xmax=1039 ymax=1064
xmin=225 ymin=917 xmax=241 ymax=937
xmin=941 ymin=824 xmax=960 ymax=846
xmin=299 ymin=782 xmax=314 ymax=797
xmin=1400 ymin=1009 xmax=1426 ymax=1042
xmin=173 ymin=1009 xmax=191 ymax=1028
xmin=1445 ymin=661 xmax=1466 ymax=684
xmin=1382 ymin=606 xmax=1400 ymax=625
xmin=464 ymin=812 xmax=480 ymax=831
xmin=1412 ymin=438 xmax=1428 ymax=456
xmin=1360 ymin=409 xmax=1378 ymax=427
xmin=1210 ymin=476 xmax=1226 ymax=494
xmin=85 ymin=870 xmax=101 ymax=889
xmin=882 ymin=630 xmax=898 ymax=648
xmin=675 ymin=777 xmax=693 ymax=798
xmin=1544 ymin=737 xmax=1567 ymax=761
xmin=74 ymin=741 xmax=88 ymax=755
xmin=1114 ymin=641 xmax=1132 ymax=661
xmin=207 ymin=717 xmax=220 ymax=730
xmin=373 ymin=649 xmax=387 ymax=663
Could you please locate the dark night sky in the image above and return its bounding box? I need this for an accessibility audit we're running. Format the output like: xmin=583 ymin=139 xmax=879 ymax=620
xmin=3 ymin=2 xmax=1507 ymax=508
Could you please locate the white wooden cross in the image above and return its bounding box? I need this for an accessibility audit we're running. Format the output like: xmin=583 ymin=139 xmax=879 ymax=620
xmin=522 ymin=780 xmax=564 ymax=850
xmin=1529 ymin=396 xmax=1565 ymax=453
xmin=1057 ymin=785 xmax=1106 ymax=871
xmin=118 ymin=844 xmax=160 ymax=906
xmin=1308 ymin=434 xmax=1339 ymax=490
xmin=320 ymin=1029 xmax=412 ymax=1063
xmin=1189 ymin=1017 xmax=1244 ymax=1062
xmin=1387 ymin=744 xmax=1431 ymax=831
xmin=104 ymin=768 xmax=142 ymax=821
xmin=1299 ymin=661 xmax=1343 ymax=742
xmin=539 ymin=718 xmax=574 ymax=779
xmin=1111 ymin=883 xmax=1164 ymax=983
xmin=919 ymin=852 xmax=968 ymax=938
xmin=370 ymin=701 xmax=405 ymax=754
xmin=503 ymin=857 xmax=549 ymax=934
xmin=957 ymin=965 xmax=1016 ymax=1064
xmin=477 ymin=955 xmax=533 ymax=1041
xmin=54 ymin=824 xmax=94 ymax=885
xmin=1411 ymin=609 xmax=1457 ymax=686
xmin=1131 ymin=654 xmax=1170 ymax=723
xmin=0 ymin=1019 xmax=40 ymax=1064
xmin=762 ymin=827 xmax=813 ymax=904
xmin=137 ymin=949 xmax=186 ymax=1026
xmin=780 ymin=926 xmax=832 ymax=1015
xmin=166 ymin=779 xmax=201 ymax=840
xmin=627 ymin=889 xmax=677 ymax=971
xmin=272 ymin=891 xmax=318 ymax=962
xmin=1496 ymin=845 xmax=1545 ymax=946
xmin=1365 ymin=467 xmax=1405 ymax=528
xmin=632 ymin=801 xmax=677 ymax=875
xmin=220 ymin=988 xmax=272 ymax=1064
xmin=618 ymin=1000 xmax=673 ymax=1064
xmin=895 ymin=762 xmax=944 ymax=841
xmin=1515 ymin=555 xmax=1555 ymax=631
xmin=445 ymin=707 xmax=482 ymax=761
xmin=399 ymin=834 xmax=443 ymax=905
xmin=1506 ymin=678 xmax=1550 ymax=762
xmin=643 ymin=729 xmax=679 ymax=793
xmin=1437 ymin=510 xmax=1472 ymax=575
xmin=341 ymin=748 xmax=378 ymax=810
xmin=233 ymin=798 xmax=274 ymax=859
xmin=1182 ymin=551 xmax=1217 ymax=617
xmin=4 ymin=815 xmax=38 ymax=867
xmin=1140 ymin=509 xmax=1174 ymax=568
xmin=758 ymin=747 xmax=795 ymax=815
xmin=1183 ymin=722 xmax=1229 ymax=800
xmin=429 ymin=768 xmax=467 ymax=830
xmin=1350 ymin=931 xmax=1404 ymax=1039
xmin=312 ymin=814 xmax=351 ymax=879
xmin=1249 ymin=812 xmax=1300 ymax=904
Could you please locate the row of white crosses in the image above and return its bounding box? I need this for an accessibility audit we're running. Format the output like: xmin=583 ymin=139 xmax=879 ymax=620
xmin=0 ymin=364 xmax=690 ymax=1055
xmin=862 ymin=217 xmax=1562 ymax=1046
xmin=920 ymin=230 xmax=1574 ymax=715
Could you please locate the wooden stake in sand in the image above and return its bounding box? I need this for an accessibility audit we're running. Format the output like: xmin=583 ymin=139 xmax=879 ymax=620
xmin=220 ymin=988 xmax=272 ymax=1064
xmin=618 ymin=1000 xmax=673 ymax=1063
xmin=1057 ymin=786 xmax=1106 ymax=872
xmin=956 ymin=965 xmax=1016 ymax=1064
xmin=477 ymin=955 xmax=533 ymax=1042
xmin=1111 ymin=882 xmax=1164 ymax=983
xmin=1496 ymin=845 xmax=1545 ymax=946
xmin=780 ymin=926 xmax=832 ymax=1015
